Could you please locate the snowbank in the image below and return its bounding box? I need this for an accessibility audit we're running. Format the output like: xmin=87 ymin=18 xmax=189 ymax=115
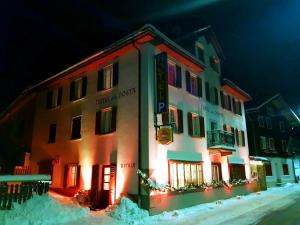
xmin=0 ymin=194 xmax=89 ymax=225
xmin=109 ymin=197 xmax=149 ymax=225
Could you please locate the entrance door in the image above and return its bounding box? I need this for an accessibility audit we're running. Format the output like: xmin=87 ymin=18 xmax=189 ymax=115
xmin=211 ymin=163 xmax=222 ymax=182
xmin=102 ymin=165 xmax=116 ymax=207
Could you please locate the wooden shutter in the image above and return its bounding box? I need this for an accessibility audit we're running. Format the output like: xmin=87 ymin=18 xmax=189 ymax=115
xmin=187 ymin=112 xmax=193 ymax=136
xmin=231 ymin=126 xmax=235 ymax=145
xmin=95 ymin=111 xmax=101 ymax=134
xmin=162 ymin=112 xmax=169 ymax=125
xmin=97 ymin=69 xmax=104 ymax=91
xmin=235 ymin=129 xmax=239 ymax=146
xmin=57 ymin=88 xmax=63 ymax=106
xmin=175 ymin=65 xmax=182 ymax=88
xmin=214 ymin=87 xmax=219 ymax=105
xmin=76 ymin=165 xmax=81 ymax=188
xmin=109 ymin=165 xmax=116 ymax=205
xmin=70 ymin=81 xmax=75 ymax=101
xmin=228 ymin=96 xmax=232 ymax=111
xmin=46 ymin=90 xmax=53 ymax=109
xmin=205 ymin=82 xmax=210 ymax=101
xmin=238 ymin=101 xmax=242 ymax=115
xmin=90 ymin=164 xmax=100 ymax=205
xmin=177 ymin=109 xmax=183 ymax=133
xmin=185 ymin=71 xmax=191 ymax=93
xmin=63 ymin=165 xmax=68 ymax=188
xmin=241 ymin=130 xmax=245 ymax=146
xmin=81 ymin=77 xmax=87 ymax=97
xmin=220 ymin=91 xmax=224 ymax=108
xmin=113 ymin=62 xmax=119 ymax=86
xmin=197 ymin=77 xmax=202 ymax=97
xmin=232 ymin=98 xmax=236 ymax=113
xmin=111 ymin=106 xmax=117 ymax=132
xmin=199 ymin=116 xmax=205 ymax=137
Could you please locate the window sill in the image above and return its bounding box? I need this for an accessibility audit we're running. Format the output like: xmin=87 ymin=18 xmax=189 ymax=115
xmin=70 ymin=137 xmax=82 ymax=142
xmin=70 ymin=97 xmax=86 ymax=103
xmin=98 ymin=87 xmax=113 ymax=93
xmin=95 ymin=131 xmax=115 ymax=136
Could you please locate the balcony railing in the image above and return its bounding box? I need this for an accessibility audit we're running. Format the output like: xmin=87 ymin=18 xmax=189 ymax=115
xmin=207 ymin=130 xmax=235 ymax=148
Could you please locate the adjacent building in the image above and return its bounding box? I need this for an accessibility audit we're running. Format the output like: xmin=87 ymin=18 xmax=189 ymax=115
xmin=0 ymin=24 xmax=257 ymax=213
xmin=246 ymin=94 xmax=300 ymax=187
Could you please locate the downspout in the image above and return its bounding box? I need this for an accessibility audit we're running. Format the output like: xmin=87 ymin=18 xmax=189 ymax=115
xmin=132 ymin=41 xmax=142 ymax=204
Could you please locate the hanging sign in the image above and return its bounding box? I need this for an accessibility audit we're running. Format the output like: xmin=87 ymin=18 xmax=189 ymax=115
xmin=155 ymin=52 xmax=168 ymax=113
xmin=158 ymin=127 xmax=173 ymax=145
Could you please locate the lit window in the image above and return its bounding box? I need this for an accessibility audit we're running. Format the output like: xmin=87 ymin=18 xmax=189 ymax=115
xmin=168 ymin=61 xmax=176 ymax=86
xmin=70 ymin=77 xmax=87 ymax=101
xmin=103 ymin=65 xmax=113 ymax=90
xmin=211 ymin=164 xmax=222 ymax=182
xmin=98 ymin=63 xmax=119 ymax=91
xmin=70 ymin=165 xmax=77 ymax=187
xmin=186 ymin=71 xmax=202 ymax=97
xmin=258 ymin=116 xmax=265 ymax=128
xmin=103 ymin=166 xmax=111 ymax=190
xmin=169 ymin=107 xmax=178 ymax=133
xmin=95 ymin=107 xmax=117 ymax=134
xmin=71 ymin=116 xmax=81 ymax=140
xmin=192 ymin=114 xmax=200 ymax=137
xmin=169 ymin=161 xmax=203 ymax=189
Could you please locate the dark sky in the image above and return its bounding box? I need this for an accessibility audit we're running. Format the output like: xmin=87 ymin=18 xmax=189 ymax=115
xmin=1 ymin=0 xmax=300 ymax=113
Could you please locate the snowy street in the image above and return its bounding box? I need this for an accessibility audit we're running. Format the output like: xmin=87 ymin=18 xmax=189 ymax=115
xmin=1 ymin=184 xmax=300 ymax=225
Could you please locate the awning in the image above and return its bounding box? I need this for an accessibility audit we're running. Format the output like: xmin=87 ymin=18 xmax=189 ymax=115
xmin=249 ymin=156 xmax=269 ymax=162
xmin=227 ymin=156 xmax=245 ymax=165
xmin=167 ymin=150 xmax=203 ymax=162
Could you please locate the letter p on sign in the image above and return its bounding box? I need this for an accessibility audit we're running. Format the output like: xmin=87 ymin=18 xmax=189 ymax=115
xmin=158 ymin=101 xmax=166 ymax=113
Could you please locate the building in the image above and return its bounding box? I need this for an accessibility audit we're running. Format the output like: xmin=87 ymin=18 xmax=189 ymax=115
xmin=1 ymin=24 xmax=258 ymax=214
xmin=246 ymin=94 xmax=300 ymax=187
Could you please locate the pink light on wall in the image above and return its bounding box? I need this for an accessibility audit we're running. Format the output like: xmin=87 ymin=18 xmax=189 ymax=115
xmin=81 ymin=164 xmax=92 ymax=190
xmin=116 ymin=171 xmax=125 ymax=200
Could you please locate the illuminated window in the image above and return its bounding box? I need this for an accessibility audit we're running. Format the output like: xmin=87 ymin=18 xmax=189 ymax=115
xmin=186 ymin=71 xmax=202 ymax=97
xmin=192 ymin=114 xmax=200 ymax=136
xmin=266 ymin=117 xmax=272 ymax=129
xmin=168 ymin=107 xmax=184 ymax=133
xmin=187 ymin=112 xmax=205 ymax=137
xmin=98 ymin=63 xmax=119 ymax=91
xmin=70 ymin=77 xmax=87 ymax=101
xmin=282 ymin=164 xmax=289 ymax=175
xmin=229 ymin=164 xmax=246 ymax=181
xmin=70 ymin=165 xmax=77 ymax=187
xmin=103 ymin=166 xmax=111 ymax=191
xmin=95 ymin=107 xmax=117 ymax=134
xmin=46 ymin=87 xmax=62 ymax=109
xmin=258 ymin=116 xmax=264 ymax=128
xmin=71 ymin=116 xmax=81 ymax=140
xmin=259 ymin=136 xmax=267 ymax=149
xmin=169 ymin=161 xmax=203 ymax=189
xmin=168 ymin=61 xmax=176 ymax=86
xmin=211 ymin=164 xmax=222 ymax=182
xmin=279 ymin=121 xmax=285 ymax=132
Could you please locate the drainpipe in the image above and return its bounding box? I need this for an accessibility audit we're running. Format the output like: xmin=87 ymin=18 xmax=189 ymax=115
xmin=132 ymin=41 xmax=142 ymax=206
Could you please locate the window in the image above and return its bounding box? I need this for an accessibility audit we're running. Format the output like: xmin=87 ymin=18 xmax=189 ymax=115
xmin=265 ymin=163 xmax=272 ymax=176
xmin=205 ymin=82 xmax=210 ymax=101
xmin=70 ymin=77 xmax=87 ymax=101
xmin=196 ymin=42 xmax=205 ymax=63
xmin=169 ymin=161 xmax=203 ymax=189
xmin=229 ymin=164 xmax=246 ymax=181
xmin=166 ymin=107 xmax=183 ymax=133
xmin=187 ymin=112 xmax=205 ymax=137
xmin=71 ymin=116 xmax=81 ymax=140
xmin=269 ymin=137 xmax=275 ymax=150
xmin=46 ymin=87 xmax=62 ymax=109
xmin=186 ymin=71 xmax=202 ymax=97
xmin=205 ymin=83 xmax=218 ymax=105
xmin=98 ymin=63 xmax=119 ymax=91
xmin=211 ymin=163 xmax=222 ymax=182
xmin=70 ymin=165 xmax=78 ymax=187
xmin=168 ymin=61 xmax=182 ymax=88
xmin=258 ymin=116 xmax=264 ymax=128
xmin=266 ymin=117 xmax=272 ymax=129
xmin=282 ymin=164 xmax=289 ymax=175
xmin=209 ymin=56 xmax=220 ymax=73
xmin=220 ymin=92 xmax=233 ymax=111
xmin=279 ymin=121 xmax=285 ymax=132
xmin=260 ymin=136 xmax=267 ymax=149
xmin=95 ymin=107 xmax=117 ymax=134
xmin=282 ymin=140 xmax=287 ymax=152
xmin=48 ymin=124 xmax=56 ymax=143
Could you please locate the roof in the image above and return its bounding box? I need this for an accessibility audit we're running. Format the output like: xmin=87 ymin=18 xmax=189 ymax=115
xmin=0 ymin=24 xmax=206 ymax=120
xmin=246 ymin=94 xmax=300 ymax=127
xmin=222 ymin=78 xmax=252 ymax=102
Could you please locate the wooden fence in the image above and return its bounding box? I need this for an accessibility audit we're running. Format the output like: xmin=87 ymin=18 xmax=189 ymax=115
xmin=0 ymin=182 xmax=50 ymax=210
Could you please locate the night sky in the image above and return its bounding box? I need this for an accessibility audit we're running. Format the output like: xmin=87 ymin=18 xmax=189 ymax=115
xmin=1 ymin=0 xmax=300 ymax=113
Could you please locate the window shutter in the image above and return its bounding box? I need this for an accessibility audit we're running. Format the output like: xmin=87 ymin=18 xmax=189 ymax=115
xmin=175 ymin=65 xmax=182 ymax=88
xmin=70 ymin=81 xmax=75 ymax=101
xmin=95 ymin=111 xmax=101 ymax=134
xmin=187 ymin=112 xmax=193 ymax=136
xmin=177 ymin=109 xmax=183 ymax=133
xmin=238 ymin=101 xmax=242 ymax=115
xmin=162 ymin=112 xmax=169 ymax=125
xmin=46 ymin=90 xmax=53 ymax=109
xmin=241 ymin=130 xmax=245 ymax=146
xmin=199 ymin=116 xmax=205 ymax=137
xmin=81 ymin=77 xmax=87 ymax=97
xmin=76 ymin=165 xmax=81 ymax=188
xmin=57 ymin=88 xmax=63 ymax=106
xmin=235 ymin=129 xmax=239 ymax=146
xmin=111 ymin=106 xmax=117 ymax=132
xmin=231 ymin=126 xmax=235 ymax=145
xmin=197 ymin=77 xmax=202 ymax=97
xmin=214 ymin=87 xmax=219 ymax=105
xmin=113 ymin=62 xmax=119 ymax=86
xmin=63 ymin=165 xmax=68 ymax=188
xmin=185 ymin=71 xmax=191 ymax=93
xmin=228 ymin=96 xmax=232 ymax=111
xmin=232 ymin=98 xmax=236 ymax=113
xmin=220 ymin=91 xmax=224 ymax=108
xmin=205 ymin=82 xmax=210 ymax=101
xmin=97 ymin=69 xmax=104 ymax=91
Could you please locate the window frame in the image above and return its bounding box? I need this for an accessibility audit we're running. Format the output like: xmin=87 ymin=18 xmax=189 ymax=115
xmin=71 ymin=116 xmax=82 ymax=140
xmin=258 ymin=116 xmax=265 ymax=128
xmin=266 ymin=117 xmax=272 ymax=129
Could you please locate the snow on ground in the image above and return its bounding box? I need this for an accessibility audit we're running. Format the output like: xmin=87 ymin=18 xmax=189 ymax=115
xmin=1 ymin=184 xmax=300 ymax=225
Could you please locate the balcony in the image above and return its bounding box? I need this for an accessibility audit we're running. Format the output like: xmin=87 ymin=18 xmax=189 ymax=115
xmin=207 ymin=130 xmax=235 ymax=156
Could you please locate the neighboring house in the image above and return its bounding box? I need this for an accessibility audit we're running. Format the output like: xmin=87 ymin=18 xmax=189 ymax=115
xmin=1 ymin=24 xmax=256 ymax=214
xmin=246 ymin=94 xmax=300 ymax=187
